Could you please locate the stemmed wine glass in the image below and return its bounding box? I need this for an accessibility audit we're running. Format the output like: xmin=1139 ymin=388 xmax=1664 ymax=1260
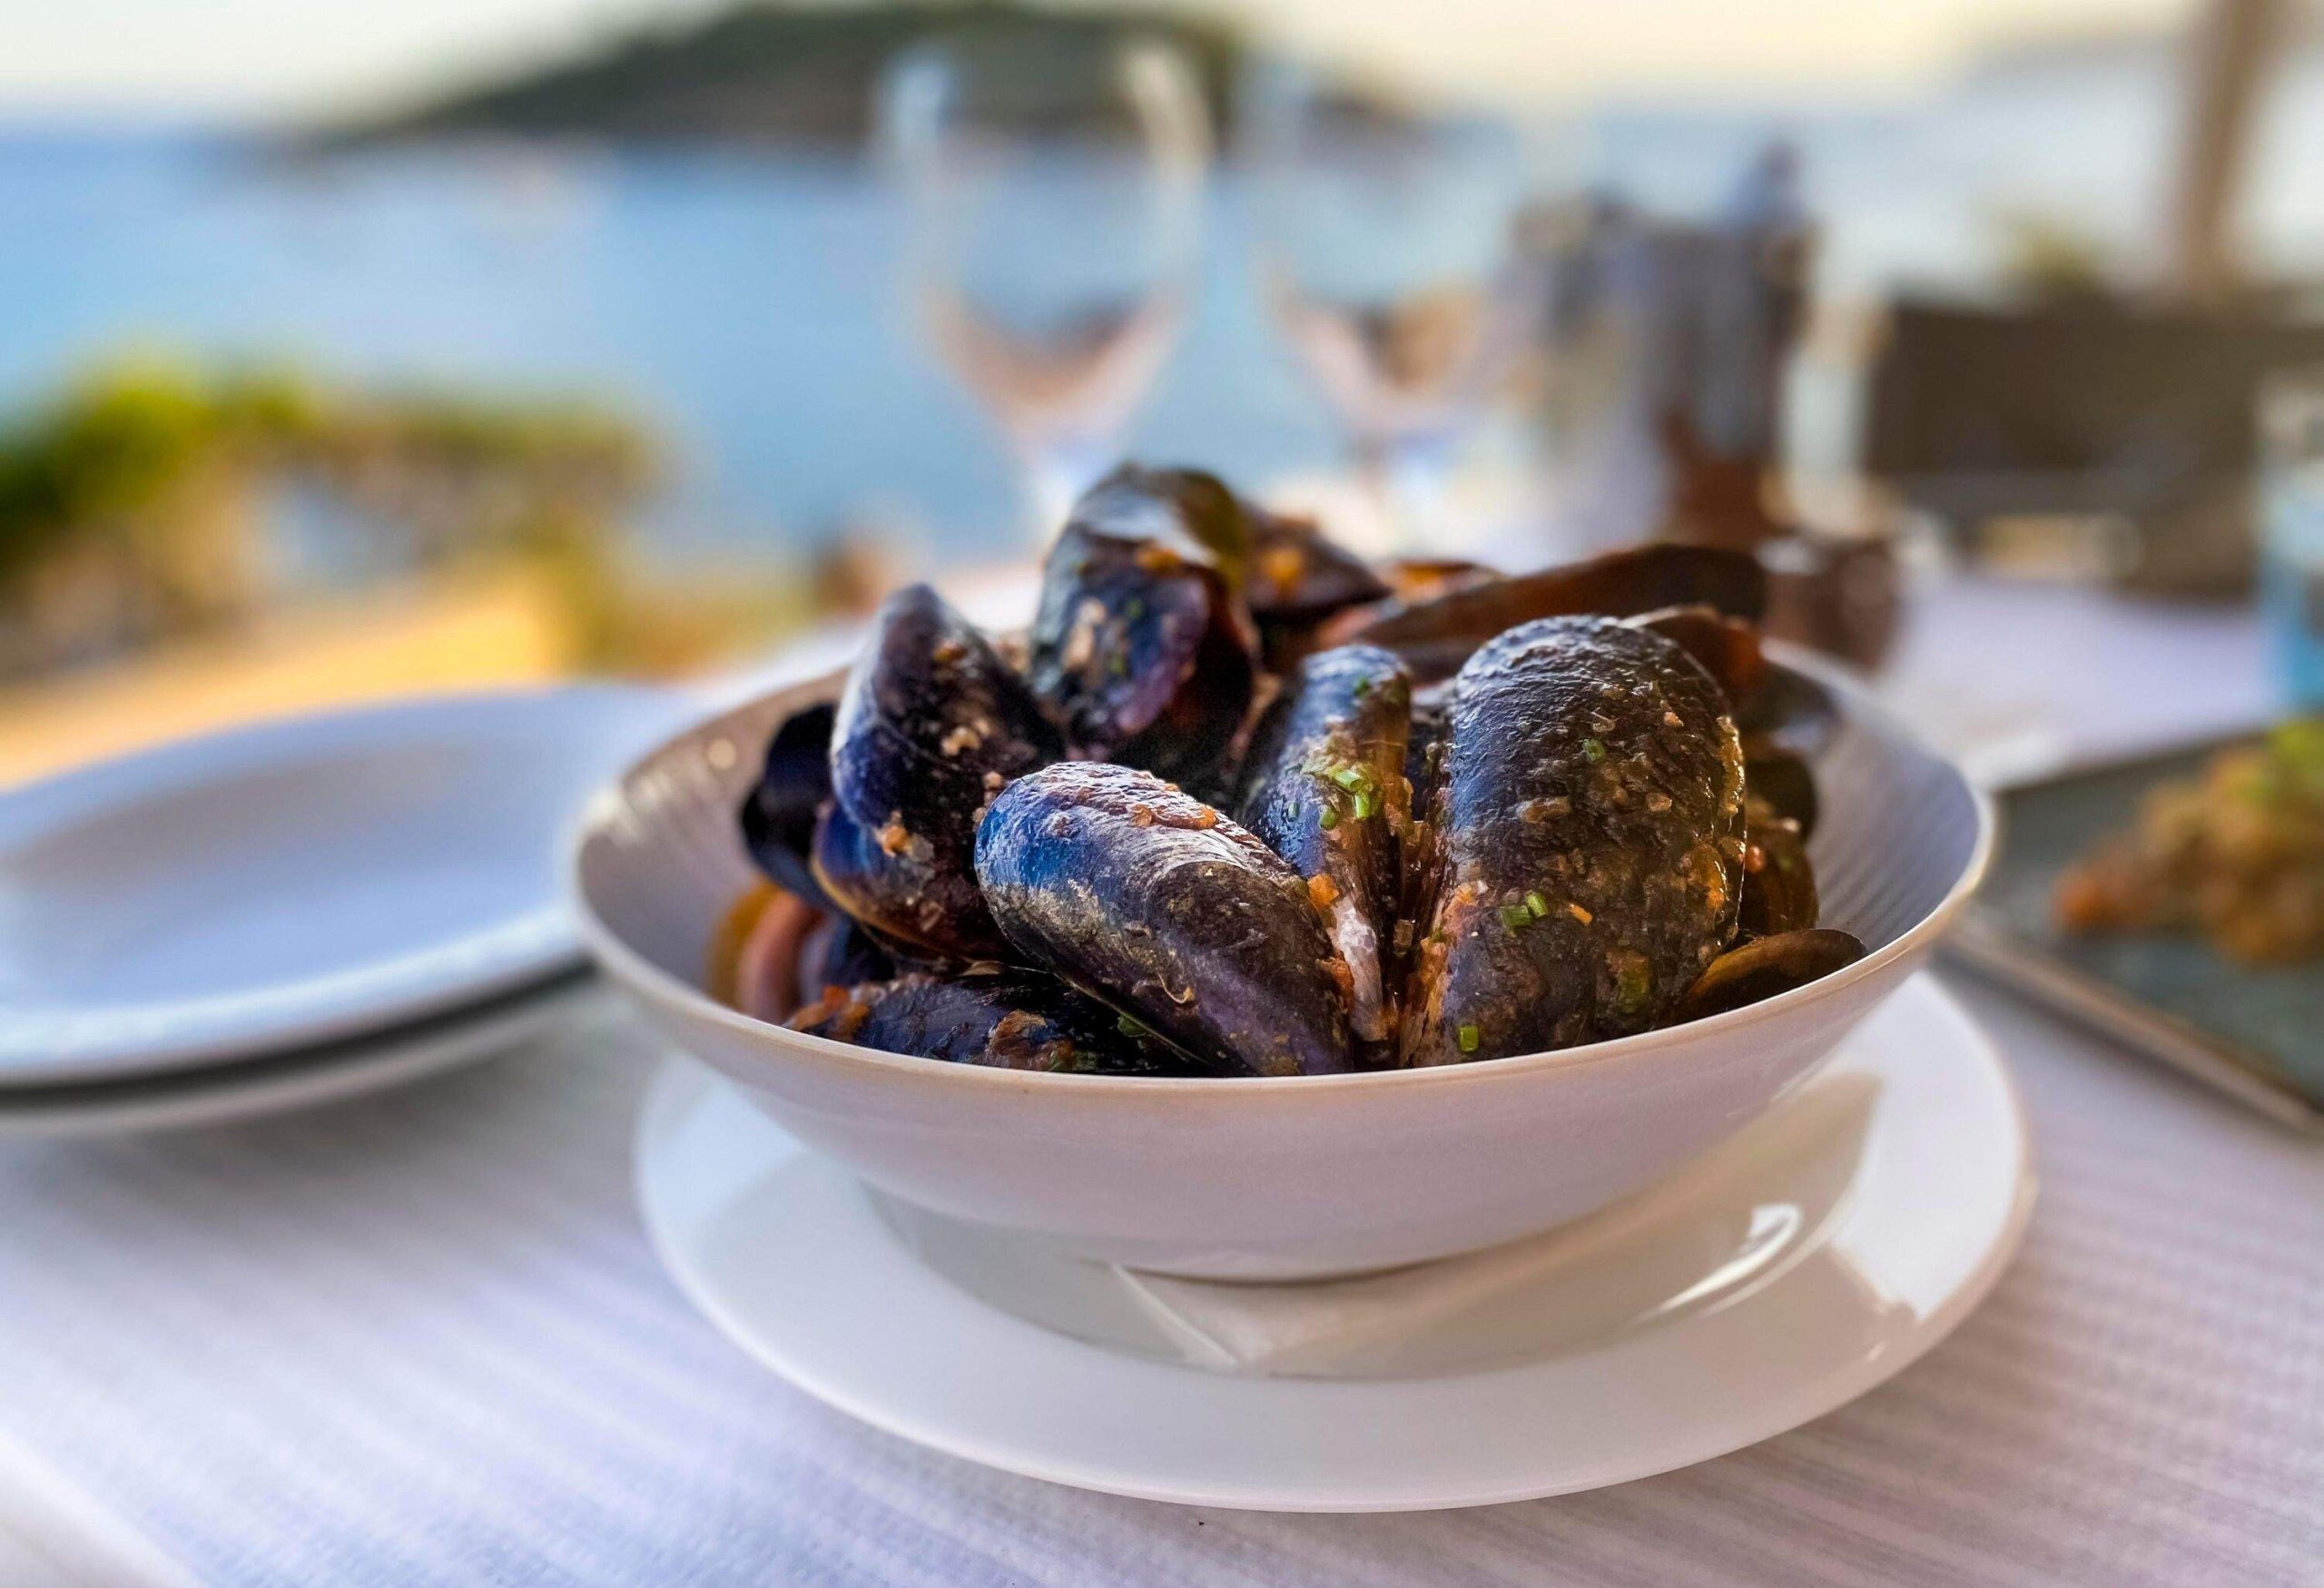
xmin=1247 ymin=66 xmax=1541 ymax=551
xmin=881 ymin=30 xmax=1210 ymax=534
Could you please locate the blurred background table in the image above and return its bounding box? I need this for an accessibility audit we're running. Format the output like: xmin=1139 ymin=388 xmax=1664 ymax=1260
xmin=0 ymin=577 xmax=2317 ymax=1588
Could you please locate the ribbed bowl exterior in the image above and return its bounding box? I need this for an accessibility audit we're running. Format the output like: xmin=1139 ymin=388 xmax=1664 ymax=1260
xmin=574 ymin=650 xmax=1990 ymax=1279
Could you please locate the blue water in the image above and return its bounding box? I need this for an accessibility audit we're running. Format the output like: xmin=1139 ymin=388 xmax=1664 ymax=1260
xmin=0 ymin=129 xmax=1344 ymax=568
xmin=14 ymin=48 xmax=2324 ymax=573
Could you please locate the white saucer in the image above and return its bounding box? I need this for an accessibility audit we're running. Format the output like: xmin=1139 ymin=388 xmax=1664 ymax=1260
xmin=0 ymin=973 xmax=601 ymax=1138
xmin=0 ymin=686 xmax=673 ymax=1084
xmin=635 ymin=975 xmax=2034 ymax=1511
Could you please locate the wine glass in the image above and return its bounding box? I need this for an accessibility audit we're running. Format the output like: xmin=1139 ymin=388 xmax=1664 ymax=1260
xmin=881 ymin=29 xmax=1210 ymax=534
xmin=1247 ymin=67 xmax=1541 ymax=551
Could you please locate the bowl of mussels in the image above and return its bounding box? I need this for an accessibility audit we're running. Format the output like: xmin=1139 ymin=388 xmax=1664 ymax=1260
xmin=573 ymin=465 xmax=1990 ymax=1279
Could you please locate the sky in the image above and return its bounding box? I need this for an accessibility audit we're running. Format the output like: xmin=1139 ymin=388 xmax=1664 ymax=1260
xmin=0 ymin=0 xmax=2199 ymax=120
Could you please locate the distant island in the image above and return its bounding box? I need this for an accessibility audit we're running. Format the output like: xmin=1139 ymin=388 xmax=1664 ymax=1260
xmin=321 ymin=1 xmax=1250 ymax=149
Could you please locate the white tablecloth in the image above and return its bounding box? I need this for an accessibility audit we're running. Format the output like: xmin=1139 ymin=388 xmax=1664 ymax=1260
xmin=4 ymin=578 xmax=2319 ymax=1587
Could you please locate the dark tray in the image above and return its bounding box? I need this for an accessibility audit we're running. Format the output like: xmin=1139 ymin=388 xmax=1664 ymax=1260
xmin=1948 ymin=734 xmax=2324 ymax=1129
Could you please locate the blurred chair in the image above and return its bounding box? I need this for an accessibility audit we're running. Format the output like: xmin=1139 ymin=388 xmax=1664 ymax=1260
xmin=1860 ymin=293 xmax=2324 ymax=595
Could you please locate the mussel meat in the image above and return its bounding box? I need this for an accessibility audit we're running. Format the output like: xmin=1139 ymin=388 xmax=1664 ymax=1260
xmin=811 ymin=583 xmax=1062 ymax=959
xmin=1671 ymin=928 xmax=1866 ymax=1022
xmin=975 ymin=762 xmax=1357 ymax=1076
xmin=790 ymin=970 xmax=1191 ymax=1074
xmin=1233 ymin=644 xmax=1412 ymax=1050
xmin=1402 ymin=616 xmax=1747 ymax=1063
xmin=1025 ymin=466 xmax=1259 ymax=784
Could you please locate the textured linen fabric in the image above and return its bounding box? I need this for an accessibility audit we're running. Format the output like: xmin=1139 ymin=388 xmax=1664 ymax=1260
xmin=0 ymin=979 xmax=2318 ymax=1588
xmin=0 ymin=577 xmax=2317 ymax=1585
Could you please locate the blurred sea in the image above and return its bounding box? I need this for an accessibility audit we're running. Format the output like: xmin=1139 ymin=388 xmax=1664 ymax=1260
xmin=9 ymin=42 xmax=2324 ymax=569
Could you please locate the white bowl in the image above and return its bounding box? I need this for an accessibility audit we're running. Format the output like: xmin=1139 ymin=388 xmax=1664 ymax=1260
xmin=572 ymin=649 xmax=1991 ymax=1280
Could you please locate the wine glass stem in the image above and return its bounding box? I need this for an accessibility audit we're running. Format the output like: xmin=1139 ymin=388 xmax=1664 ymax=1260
xmin=1360 ymin=429 xmax=1457 ymax=554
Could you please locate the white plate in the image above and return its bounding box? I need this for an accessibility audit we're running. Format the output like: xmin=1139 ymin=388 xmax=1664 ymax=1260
xmin=0 ymin=686 xmax=674 ymax=1084
xmin=0 ymin=973 xmax=601 ymax=1138
xmin=635 ymin=975 xmax=2034 ymax=1511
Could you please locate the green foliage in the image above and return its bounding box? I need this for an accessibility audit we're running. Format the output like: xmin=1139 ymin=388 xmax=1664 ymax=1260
xmin=0 ymin=359 xmax=660 ymax=670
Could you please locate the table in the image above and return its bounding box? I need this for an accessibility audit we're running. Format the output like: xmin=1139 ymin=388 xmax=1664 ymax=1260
xmin=2 ymin=578 xmax=2318 ymax=1587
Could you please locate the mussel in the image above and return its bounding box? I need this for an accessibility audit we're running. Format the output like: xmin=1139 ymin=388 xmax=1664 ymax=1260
xmin=1244 ymin=508 xmax=1393 ymax=669
xmin=1233 ymin=645 xmax=1413 ymax=1051
xmin=738 ymin=700 xmax=838 ymax=910
xmin=1402 ymin=616 xmax=1747 ymax=1063
xmin=790 ymin=970 xmax=1190 ymax=1074
xmin=811 ymin=583 xmax=1062 ymax=960
xmin=1738 ymin=798 xmax=1818 ymax=939
xmin=1672 ymin=929 xmax=1866 ymax=1022
xmin=975 ymin=762 xmax=1357 ymax=1076
xmin=1025 ymin=466 xmax=1259 ymax=784
xmin=1629 ymin=605 xmax=1767 ymax=706
xmin=1336 ymin=542 xmax=1768 ymax=684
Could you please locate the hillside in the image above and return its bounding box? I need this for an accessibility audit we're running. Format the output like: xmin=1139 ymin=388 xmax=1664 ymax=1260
xmin=325 ymin=2 xmax=1248 ymax=148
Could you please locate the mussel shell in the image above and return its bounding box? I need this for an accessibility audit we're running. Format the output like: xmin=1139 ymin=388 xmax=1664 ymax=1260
xmin=1742 ymin=745 xmax=1819 ymax=840
xmin=1339 ymin=543 xmax=1768 ymax=684
xmin=976 ymin=762 xmax=1357 ymax=1077
xmin=737 ymin=700 xmax=838 ymax=910
xmin=1628 ymin=605 xmax=1768 ymax=705
xmin=1376 ymin=557 xmax=1499 ymax=605
xmin=1736 ymin=665 xmax=1838 ymax=755
xmin=1233 ymin=645 xmax=1412 ymax=1051
xmin=1026 ymin=466 xmax=1259 ymax=784
xmin=1245 ymin=508 xmax=1393 ymax=672
xmin=1738 ymin=801 xmax=1818 ymax=938
xmin=813 ymin=583 xmax=1063 ymax=959
xmin=1672 ymin=928 xmax=1866 ymax=1022
xmin=798 ymin=912 xmax=899 ymax=995
xmin=789 ymin=970 xmax=1191 ymax=1074
xmin=1402 ymin=616 xmax=1747 ymax=1063
xmin=1246 ymin=508 xmax=1392 ymax=621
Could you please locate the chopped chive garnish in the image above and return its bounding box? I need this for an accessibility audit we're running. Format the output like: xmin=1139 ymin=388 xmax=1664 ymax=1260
xmin=1615 ymin=959 xmax=1652 ymax=1011
xmin=1117 ymin=1013 xmax=1147 ymax=1037
xmin=1524 ymin=891 xmax=1550 ymax=918
xmin=1331 ymin=765 xmax=1365 ymax=791
xmin=1317 ymin=805 xmax=1340 ymax=831
xmin=1582 ymin=737 xmax=1607 ymax=763
xmin=1351 ymin=791 xmax=1374 ymax=820
xmin=1499 ymin=903 xmax=1533 ymax=930
xmin=1457 ymin=1022 xmax=1481 ymax=1053
xmin=1352 ymin=676 xmax=1372 ymax=696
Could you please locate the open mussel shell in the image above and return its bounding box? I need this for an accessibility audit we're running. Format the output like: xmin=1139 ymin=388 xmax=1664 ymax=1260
xmin=1338 ymin=543 xmax=1768 ymax=684
xmin=1742 ymin=745 xmax=1819 ymax=840
xmin=1738 ymin=800 xmax=1818 ymax=938
xmin=1233 ymin=644 xmax=1413 ymax=1050
xmin=1403 ymin=616 xmax=1747 ymax=1064
xmin=812 ymin=583 xmax=1063 ymax=960
xmin=1376 ymin=557 xmax=1499 ymax=605
xmin=789 ymin=970 xmax=1193 ymax=1075
xmin=737 ymin=700 xmax=838 ymax=910
xmin=1628 ymin=605 xmax=1767 ymax=706
xmin=1246 ymin=508 xmax=1391 ymax=621
xmin=1673 ymin=928 xmax=1866 ymax=1022
xmin=976 ymin=762 xmax=1358 ymax=1077
xmin=1245 ymin=508 xmax=1393 ymax=671
xmin=1025 ymin=465 xmax=1259 ymax=785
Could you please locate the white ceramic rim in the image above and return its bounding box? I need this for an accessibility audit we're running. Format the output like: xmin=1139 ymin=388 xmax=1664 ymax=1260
xmin=0 ymin=685 xmax=669 ymax=1080
xmin=631 ymin=975 xmax=2038 ymax=1509
xmin=571 ymin=645 xmax=1997 ymax=1097
xmin=0 ymin=972 xmax=597 ymax=1138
